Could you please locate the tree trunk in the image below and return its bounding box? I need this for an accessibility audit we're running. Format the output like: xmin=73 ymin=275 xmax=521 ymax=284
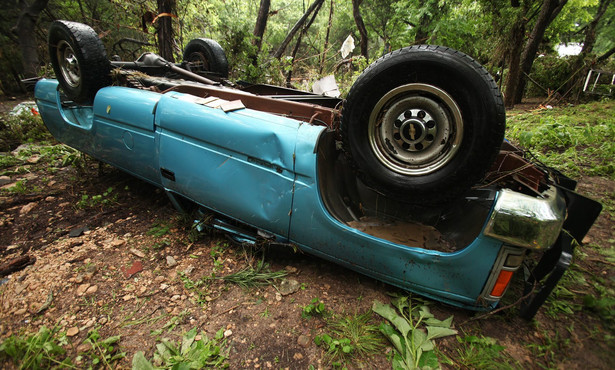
xmin=273 ymin=0 xmax=325 ymax=59
xmin=15 ymin=0 xmax=49 ymax=78
xmin=319 ymin=0 xmax=334 ymax=74
xmin=253 ymin=0 xmax=270 ymax=53
xmin=352 ymin=0 xmax=368 ymax=59
xmin=503 ymin=21 xmax=526 ymax=108
xmin=580 ymin=0 xmax=612 ymax=55
xmin=286 ymin=0 xmax=324 ymax=85
xmin=156 ymin=0 xmax=177 ymax=62
xmin=513 ymin=0 xmax=568 ymax=103
xmin=597 ymin=45 xmax=615 ymax=62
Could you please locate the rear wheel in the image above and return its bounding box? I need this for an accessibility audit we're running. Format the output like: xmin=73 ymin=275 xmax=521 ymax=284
xmin=342 ymin=45 xmax=505 ymax=205
xmin=183 ymin=38 xmax=229 ymax=78
xmin=48 ymin=20 xmax=111 ymax=104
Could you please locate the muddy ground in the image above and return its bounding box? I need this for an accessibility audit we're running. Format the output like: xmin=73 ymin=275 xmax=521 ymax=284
xmin=0 ymin=98 xmax=614 ymax=369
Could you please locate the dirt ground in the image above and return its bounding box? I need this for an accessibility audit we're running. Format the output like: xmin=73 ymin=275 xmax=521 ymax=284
xmin=0 ymin=98 xmax=614 ymax=369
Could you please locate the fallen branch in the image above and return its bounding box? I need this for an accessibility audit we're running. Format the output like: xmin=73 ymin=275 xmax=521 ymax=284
xmin=0 ymin=255 xmax=36 ymax=277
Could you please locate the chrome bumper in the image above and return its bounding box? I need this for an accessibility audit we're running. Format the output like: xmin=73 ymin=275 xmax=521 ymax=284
xmin=484 ymin=187 xmax=566 ymax=250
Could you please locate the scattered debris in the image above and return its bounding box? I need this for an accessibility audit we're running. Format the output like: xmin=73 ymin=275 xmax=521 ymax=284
xmin=121 ymin=260 xmax=143 ymax=278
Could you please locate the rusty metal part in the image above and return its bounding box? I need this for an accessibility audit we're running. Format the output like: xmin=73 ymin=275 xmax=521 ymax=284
xmin=166 ymin=84 xmax=341 ymax=129
xmin=482 ymin=148 xmax=547 ymax=192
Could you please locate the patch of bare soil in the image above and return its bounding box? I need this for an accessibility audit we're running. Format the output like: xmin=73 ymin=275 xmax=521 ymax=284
xmin=1 ymin=143 xmax=614 ymax=368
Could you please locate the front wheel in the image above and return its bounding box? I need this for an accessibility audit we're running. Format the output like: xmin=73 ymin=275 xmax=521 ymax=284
xmin=48 ymin=20 xmax=111 ymax=104
xmin=342 ymin=45 xmax=505 ymax=205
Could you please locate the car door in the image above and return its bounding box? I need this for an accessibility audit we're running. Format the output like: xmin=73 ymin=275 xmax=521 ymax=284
xmin=155 ymin=92 xmax=298 ymax=239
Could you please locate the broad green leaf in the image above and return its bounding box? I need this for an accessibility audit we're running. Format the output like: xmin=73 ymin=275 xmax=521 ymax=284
xmin=412 ymin=329 xmax=433 ymax=352
xmin=417 ymin=349 xmax=440 ymax=369
xmin=102 ymin=335 xmax=121 ymax=345
xmin=426 ymin=326 xmax=457 ymax=340
xmin=379 ymin=323 xmax=407 ymax=356
xmin=373 ymin=300 xmax=412 ymax=337
xmin=131 ymin=351 xmax=155 ymax=370
xmin=181 ymin=328 xmax=197 ymax=355
xmin=418 ymin=305 xmax=434 ymax=320
xmin=424 ymin=315 xmax=454 ymax=328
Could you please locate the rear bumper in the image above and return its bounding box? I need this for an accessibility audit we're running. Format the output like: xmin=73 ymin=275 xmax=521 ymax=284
xmin=519 ymin=186 xmax=602 ymax=319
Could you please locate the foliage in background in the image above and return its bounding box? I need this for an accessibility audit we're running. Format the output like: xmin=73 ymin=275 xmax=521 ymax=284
xmin=506 ymin=100 xmax=615 ymax=179
xmin=3 ymin=0 xmax=614 ymax=100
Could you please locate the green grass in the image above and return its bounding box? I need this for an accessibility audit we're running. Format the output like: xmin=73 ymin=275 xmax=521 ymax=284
xmin=314 ymin=313 xmax=386 ymax=368
xmin=506 ymin=100 xmax=615 ymax=179
xmin=217 ymin=258 xmax=286 ymax=288
xmin=133 ymin=327 xmax=228 ymax=369
xmin=0 ymin=326 xmax=124 ymax=369
xmin=455 ymin=335 xmax=518 ymax=369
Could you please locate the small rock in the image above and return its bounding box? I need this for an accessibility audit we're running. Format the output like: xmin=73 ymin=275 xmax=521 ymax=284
xmin=224 ymin=329 xmax=233 ymax=338
xmin=122 ymin=294 xmax=134 ymax=301
xmin=111 ymin=239 xmax=126 ymax=247
xmin=183 ymin=265 xmax=195 ymax=275
xmin=19 ymin=202 xmax=37 ymax=215
xmin=0 ymin=176 xmax=12 ymax=186
xmin=69 ymin=227 xmax=89 ymax=238
xmin=130 ymin=248 xmax=145 ymax=258
xmin=45 ymin=196 xmax=56 ymax=202
xmin=297 ymin=335 xmax=310 ymax=347
xmin=160 ymin=283 xmax=169 ymax=290
xmin=278 ymin=279 xmax=301 ymax=296
xmin=99 ymin=317 xmax=108 ymax=325
xmin=76 ymin=283 xmax=91 ymax=295
xmin=15 ymin=308 xmax=27 ymax=315
xmin=85 ymin=285 xmax=98 ymax=295
xmin=285 ymin=265 xmax=298 ymax=274
xmin=293 ymin=353 xmax=304 ymax=360
xmin=166 ymin=256 xmax=177 ymax=267
xmin=275 ymin=292 xmax=282 ymax=301
xmin=77 ymin=343 xmax=91 ymax=353
xmin=66 ymin=327 xmax=79 ymax=337
xmin=171 ymin=295 xmax=181 ymax=301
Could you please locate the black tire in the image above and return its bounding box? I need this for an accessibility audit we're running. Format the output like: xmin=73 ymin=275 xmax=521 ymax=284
xmin=48 ymin=20 xmax=111 ymax=104
xmin=341 ymin=45 xmax=505 ymax=205
xmin=183 ymin=38 xmax=229 ymax=78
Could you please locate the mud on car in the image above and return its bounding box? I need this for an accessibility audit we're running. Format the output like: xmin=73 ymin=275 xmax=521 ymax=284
xmin=35 ymin=20 xmax=601 ymax=319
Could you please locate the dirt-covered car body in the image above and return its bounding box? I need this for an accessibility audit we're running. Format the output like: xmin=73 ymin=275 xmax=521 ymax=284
xmin=35 ymin=78 xmax=599 ymax=318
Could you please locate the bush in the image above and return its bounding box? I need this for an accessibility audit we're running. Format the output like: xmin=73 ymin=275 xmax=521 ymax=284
xmin=525 ymin=55 xmax=574 ymax=98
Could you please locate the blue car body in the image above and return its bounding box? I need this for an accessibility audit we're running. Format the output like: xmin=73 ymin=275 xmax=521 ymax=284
xmin=35 ymin=78 xmax=598 ymax=316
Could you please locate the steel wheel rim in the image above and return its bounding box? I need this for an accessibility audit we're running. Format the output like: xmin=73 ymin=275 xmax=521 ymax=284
xmin=368 ymin=83 xmax=463 ymax=176
xmin=57 ymin=40 xmax=80 ymax=88
xmin=187 ymin=52 xmax=210 ymax=72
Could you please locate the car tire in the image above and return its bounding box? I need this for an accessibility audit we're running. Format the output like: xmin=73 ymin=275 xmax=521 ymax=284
xmin=341 ymin=45 xmax=505 ymax=205
xmin=48 ymin=20 xmax=111 ymax=104
xmin=183 ymin=38 xmax=229 ymax=78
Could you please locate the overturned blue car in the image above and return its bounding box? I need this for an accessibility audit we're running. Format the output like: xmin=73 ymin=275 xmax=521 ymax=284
xmin=35 ymin=21 xmax=601 ymax=319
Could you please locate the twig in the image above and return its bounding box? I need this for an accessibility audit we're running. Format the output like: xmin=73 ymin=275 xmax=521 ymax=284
xmin=583 ymin=258 xmax=615 ymax=267
xmin=459 ymin=280 xmax=538 ymax=325
xmin=212 ymin=303 xmax=243 ymax=318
